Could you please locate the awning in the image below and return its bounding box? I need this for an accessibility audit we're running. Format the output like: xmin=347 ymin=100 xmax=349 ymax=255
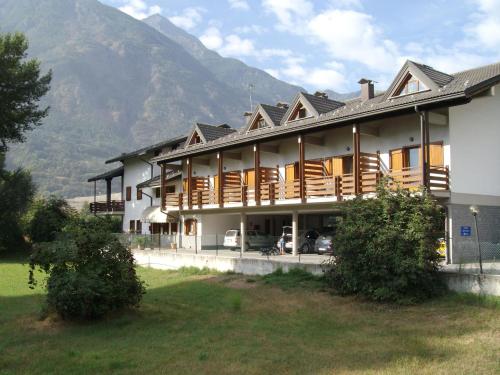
xmin=141 ymin=206 xmax=178 ymax=223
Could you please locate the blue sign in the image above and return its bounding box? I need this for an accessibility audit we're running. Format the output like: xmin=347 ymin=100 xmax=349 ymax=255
xmin=460 ymin=226 xmax=472 ymax=237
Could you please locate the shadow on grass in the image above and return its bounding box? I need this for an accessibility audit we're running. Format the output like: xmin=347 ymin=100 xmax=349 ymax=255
xmin=1 ymin=262 xmax=499 ymax=375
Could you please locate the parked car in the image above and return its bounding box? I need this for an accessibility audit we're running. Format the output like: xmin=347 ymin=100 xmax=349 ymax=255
xmin=276 ymin=227 xmax=319 ymax=253
xmin=223 ymin=230 xmax=273 ymax=250
xmin=314 ymin=231 xmax=335 ymax=255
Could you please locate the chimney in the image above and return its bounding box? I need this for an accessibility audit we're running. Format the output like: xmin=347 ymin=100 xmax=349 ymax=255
xmin=314 ymin=91 xmax=328 ymax=99
xmin=358 ymin=78 xmax=374 ymax=100
xmin=276 ymin=102 xmax=289 ymax=109
xmin=243 ymin=111 xmax=253 ymax=124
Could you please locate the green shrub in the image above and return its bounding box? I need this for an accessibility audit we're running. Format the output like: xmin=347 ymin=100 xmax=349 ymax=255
xmin=323 ymin=183 xmax=446 ymax=304
xmin=29 ymin=218 xmax=145 ymax=320
xmin=23 ymin=196 xmax=75 ymax=243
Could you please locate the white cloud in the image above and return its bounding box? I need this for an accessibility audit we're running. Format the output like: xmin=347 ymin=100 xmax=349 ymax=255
xmin=200 ymin=27 xmax=224 ymax=50
xmin=262 ymin=0 xmax=314 ymax=31
xmin=169 ymin=7 xmax=204 ymax=31
xmin=308 ymin=9 xmax=399 ymax=72
xmin=219 ymin=35 xmax=256 ymax=56
xmin=466 ymin=0 xmax=500 ymax=49
xmin=119 ymin=0 xmax=162 ymax=20
xmin=234 ymin=25 xmax=268 ymax=35
xmin=264 ymin=68 xmax=281 ymax=78
xmin=228 ymin=0 xmax=250 ymax=11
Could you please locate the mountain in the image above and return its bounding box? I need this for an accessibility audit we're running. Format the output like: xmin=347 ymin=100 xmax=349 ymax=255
xmin=0 ymin=0 xmax=356 ymax=197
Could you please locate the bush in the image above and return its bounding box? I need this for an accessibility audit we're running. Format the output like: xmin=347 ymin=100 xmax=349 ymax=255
xmin=323 ymin=183 xmax=446 ymax=304
xmin=29 ymin=218 xmax=145 ymax=320
xmin=23 ymin=196 xmax=75 ymax=243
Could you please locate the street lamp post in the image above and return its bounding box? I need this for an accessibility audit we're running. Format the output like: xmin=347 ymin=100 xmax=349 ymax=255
xmin=469 ymin=206 xmax=483 ymax=274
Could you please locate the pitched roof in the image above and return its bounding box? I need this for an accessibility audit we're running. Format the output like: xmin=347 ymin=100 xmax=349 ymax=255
xmin=301 ymin=92 xmax=345 ymax=114
xmin=105 ymin=135 xmax=186 ymax=164
xmin=136 ymin=171 xmax=182 ymax=188
xmin=190 ymin=123 xmax=237 ymax=144
xmin=88 ymin=166 xmax=124 ymax=182
xmin=412 ymin=61 xmax=454 ymax=87
xmin=260 ymin=104 xmax=287 ymax=125
xmin=152 ymin=61 xmax=500 ymax=164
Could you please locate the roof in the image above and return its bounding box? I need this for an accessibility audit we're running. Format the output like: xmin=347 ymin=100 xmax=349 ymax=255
xmin=105 ymin=135 xmax=187 ymax=164
xmin=195 ymin=123 xmax=236 ymax=142
xmin=152 ymin=60 xmax=500 ymax=164
xmin=136 ymin=171 xmax=182 ymax=188
xmin=301 ymin=92 xmax=345 ymax=114
xmin=88 ymin=166 xmax=124 ymax=182
xmin=412 ymin=61 xmax=454 ymax=87
xmin=260 ymin=104 xmax=288 ymax=125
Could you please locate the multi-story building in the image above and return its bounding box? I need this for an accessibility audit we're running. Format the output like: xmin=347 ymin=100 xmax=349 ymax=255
xmin=91 ymin=60 xmax=500 ymax=264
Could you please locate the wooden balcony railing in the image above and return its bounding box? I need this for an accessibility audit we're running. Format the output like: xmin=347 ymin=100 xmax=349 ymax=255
xmin=90 ymin=200 xmax=124 ymax=214
xmin=162 ymin=165 xmax=449 ymax=210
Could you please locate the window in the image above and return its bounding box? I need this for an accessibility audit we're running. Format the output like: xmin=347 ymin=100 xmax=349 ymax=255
xmin=189 ymin=131 xmax=202 ymax=145
xmin=126 ymin=186 xmax=131 ymax=201
xmin=342 ymin=156 xmax=353 ymax=175
xmin=136 ymin=220 xmax=142 ymax=234
xmin=184 ymin=219 xmax=197 ymax=235
xmin=166 ymin=185 xmax=175 ymax=193
xmin=249 ymin=115 xmax=268 ymax=131
xmin=155 ymin=187 xmax=161 ymax=198
xmin=395 ymin=74 xmax=428 ymax=96
xmin=289 ymin=102 xmax=308 ymax=121
xmin=129 ymin=220 xmax=135 ymax=233
xmin=170 ymin=222 xmax=178 ymax=234
xmin=407 ymin=147 xmax=420 ymax=168
xmin=137 ymin=188 xmax=142 ymax=200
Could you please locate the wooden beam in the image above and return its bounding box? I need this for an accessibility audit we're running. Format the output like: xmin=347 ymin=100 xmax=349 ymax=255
xmin=254 ymin=144 xmax=261 ymax=205
xmin=353 ymin=124 xmax=360 ymax=195
xmin=187 ymin=157 xmax=193 ymax=209
xmin=303 ymin=135 xmax=324 ymax=146
xmin=218 ymin=152 xmax=223 ymax=208
xmin=224 ymin=152 xmax=242 ymax=160
xmin=260 ymin=144 xmax=279 ymax=154
xmin=298 ymin=135 xmax=305 ymax=201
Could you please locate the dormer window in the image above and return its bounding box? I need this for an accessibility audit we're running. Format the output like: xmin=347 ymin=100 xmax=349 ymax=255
xmin=290 ymin=103 xmax=308 ymax=121
xmin=249 ymin=114 xmax=268 ymax=131
xmin=395 ymin=74 xmax=428 ymax=96
xmin=189 ymin=131 xmax=202 ymax=145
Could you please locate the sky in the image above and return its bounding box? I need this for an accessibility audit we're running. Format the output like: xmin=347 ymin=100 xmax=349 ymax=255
xmin=101 ymin=0 xmax=500 ymax=93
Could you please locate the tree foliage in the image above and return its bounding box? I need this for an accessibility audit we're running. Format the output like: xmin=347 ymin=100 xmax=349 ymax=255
xmin=23 ymin=196 xmax=76 ymax=243
xmin=29 ymin=218 xmax=145 ymax=320
xmin=0 ymin=154 xmax=35 ymax=253
xmin=0 ymin=32 xmax=51 ymax=151
xmin=323 ymin=183 xmax=446 ymax=304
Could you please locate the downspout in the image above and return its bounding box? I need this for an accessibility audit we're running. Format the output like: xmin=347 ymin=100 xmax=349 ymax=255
xmin=139 ymin=157 xmax=154 ymax=208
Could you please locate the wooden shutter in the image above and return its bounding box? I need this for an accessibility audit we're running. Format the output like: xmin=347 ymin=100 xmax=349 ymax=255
xmin=429 ymin=143 xmax=444 ymax=167
xmin=323 ymin=159 xmax=333 ymax=176
xmin=182 ymin=178 xmax=188 ymax=192
xmin=390 ymin=149 xmax=404 ymax=170
xmin=136 ymin=220 xmax=142 ymax=233
xmin=137 ymin=188 xmax=142 ymax=200
xmin=332 ymin=157 xmax=343 ymax=177
xmin=285 ymin=163 xmax=296 ymax=181
xmin=126 ymin=186 xmax=132 ymax=201
xmin=129 ymin=220 xmax=135 ymax=233
xmin=244 ymin=169 xmax=255 ymax=187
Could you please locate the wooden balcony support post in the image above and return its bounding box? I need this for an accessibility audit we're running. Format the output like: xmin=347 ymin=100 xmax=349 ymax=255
xmin=160 ymin=163 xmax=166 ymax=210
xmin=178 ymin=193 xmax=183 ymax=209
xmin=419 ymin=110 xmax=428 ymax=188
xmin=241 ymin=185 xmax=247 ymax=206
xmin=353 ymin=124 xmax=361 ymax=195
xmin=270 ymin=183 xmax=276 ymax=204
xmin=254 ymin=143 xmax=261 ymax=205
xmin=298 ymin=135 xmax=305 ymax=201
xmin=187 ymin=157 xmax=193 ymax=209
xmin=217 ymin=151 xmax=224 ymax=207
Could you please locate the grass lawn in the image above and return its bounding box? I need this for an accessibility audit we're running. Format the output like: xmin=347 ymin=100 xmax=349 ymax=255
xmin=0 ymin=256 xmax=499 ymax=375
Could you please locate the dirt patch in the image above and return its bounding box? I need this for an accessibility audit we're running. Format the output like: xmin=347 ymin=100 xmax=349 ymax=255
xmin=17 ymin=314 xmax=67 ymax=333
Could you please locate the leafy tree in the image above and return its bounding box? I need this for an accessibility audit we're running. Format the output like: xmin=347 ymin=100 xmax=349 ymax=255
xmin=23 ymin=196 xmax=75 ymax=243
xmin=0 ymin=32 xmax=51 ymax=151
xmin=323 ymin=182 xmax=446 ymax=304
xmin=29 ymin=218 xmax=145 ymax=320
xmin=0 ymin=154 xmax=35 ymax=253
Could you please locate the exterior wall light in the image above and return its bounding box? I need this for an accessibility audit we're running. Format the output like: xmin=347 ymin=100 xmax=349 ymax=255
xmin=409 ymin=136 xmax=414 ymax=142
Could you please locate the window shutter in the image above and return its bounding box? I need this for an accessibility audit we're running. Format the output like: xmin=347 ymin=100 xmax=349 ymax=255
xmin=245 ymin=170 xmax=255 ymax=187
xmin=129 ymin=220 xmax=135 ymax=233
xmin=323 ymin=159 xmax=333 ymax=176
xmin=126 ymin=186 xmax=132 ymax=201
xmin=285 ymin=164 xmax=295 ymax=181
xmin=137 ymin=188 xmax=142 ymax=200
xmin=390 ymin=149 xmax=404 ymax=170
xmin=429 ymin=143 xmax=444 ymax=166
xmin=182 ymin=178 xmax=188 ymax=192
xmin=332 ymin=157 xmax=343 ymax=177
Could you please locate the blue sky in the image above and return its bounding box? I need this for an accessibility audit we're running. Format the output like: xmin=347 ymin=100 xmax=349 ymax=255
xmin=102 ymin=0 xmax=500 ymax=93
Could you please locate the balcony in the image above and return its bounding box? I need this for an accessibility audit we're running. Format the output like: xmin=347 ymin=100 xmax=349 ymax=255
xmin=90 ymin=200 xmax=125 ymax=214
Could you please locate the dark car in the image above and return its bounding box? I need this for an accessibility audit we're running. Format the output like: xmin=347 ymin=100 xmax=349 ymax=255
xmin=314 ymin=231 xmax=335 ymax=255
xmin=299 ymin=230 xmax=319 ymax=254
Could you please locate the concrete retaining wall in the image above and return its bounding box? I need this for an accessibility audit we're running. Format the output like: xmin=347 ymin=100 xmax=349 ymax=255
xmin=441 ymin=272 xmax=500 ymax=296
xmin=133 ymin=251 xmax=323 ymax=276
